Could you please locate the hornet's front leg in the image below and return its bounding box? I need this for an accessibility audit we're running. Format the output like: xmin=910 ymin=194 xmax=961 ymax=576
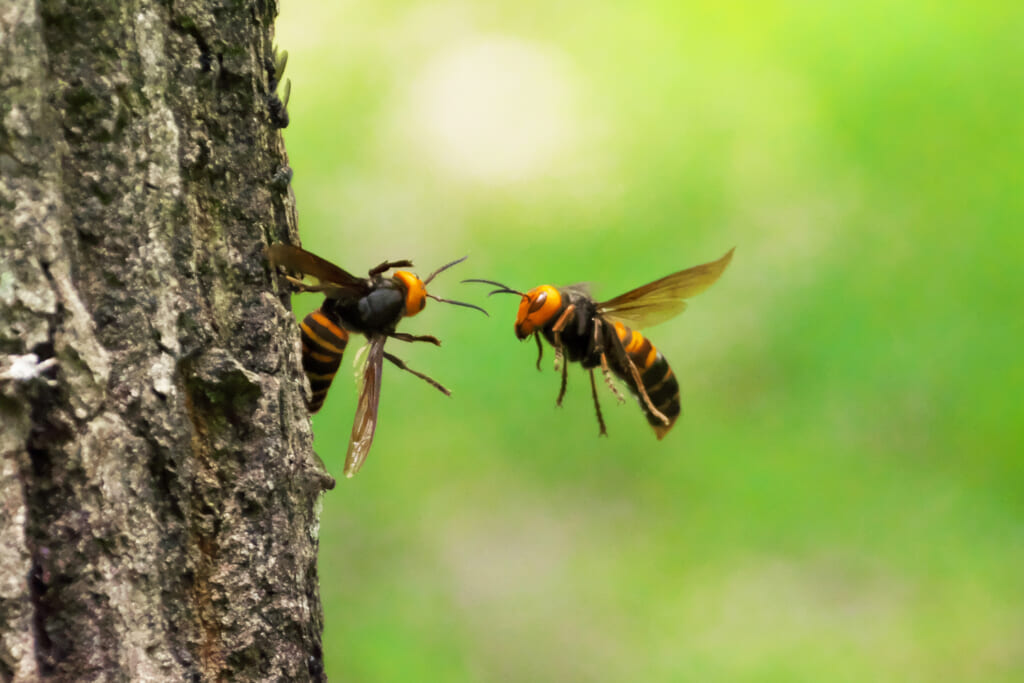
xmin=550 ymin=304 xmax=576 ymax=355
xmin=368 ymin=259 xmax=414 ymax=277
xmin=383 ymin=352 xmax=450 ymax=396
xmin=550 ymin=305 xmax=576 ymax=406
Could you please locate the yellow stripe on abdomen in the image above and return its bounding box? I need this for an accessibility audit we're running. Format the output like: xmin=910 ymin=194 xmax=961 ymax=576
xmin=299 ymin=308 xmax=349 ymax=413
xmin=613 ymin=322 xmax=681 ymax=439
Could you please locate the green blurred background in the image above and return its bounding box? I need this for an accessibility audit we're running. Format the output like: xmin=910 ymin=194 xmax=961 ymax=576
xmin=276 ymin=2 xmax=1023 ymax=680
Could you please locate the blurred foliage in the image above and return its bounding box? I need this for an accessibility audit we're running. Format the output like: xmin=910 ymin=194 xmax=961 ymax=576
xmin=276 ymin=2 xmax=1023 ymax=680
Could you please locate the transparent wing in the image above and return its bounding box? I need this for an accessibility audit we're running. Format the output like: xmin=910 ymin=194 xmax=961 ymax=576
xmin=266 ymin=243 xmax=366 ymax=296
xmin=561 ymin=282 xmax=592 ymax=297
xmin=343 ymin=335 xmax=386 ymax=478
xmin=598 ymin=248 xmax=734 ymax=329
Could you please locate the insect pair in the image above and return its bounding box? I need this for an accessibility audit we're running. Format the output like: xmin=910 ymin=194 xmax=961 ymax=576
xmin=268 ymin=243 xmax=734 ymax=478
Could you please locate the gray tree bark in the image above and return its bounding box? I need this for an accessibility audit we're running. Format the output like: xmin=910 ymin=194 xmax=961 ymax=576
xmin=1 ymin=0 xmax=334 ymax=680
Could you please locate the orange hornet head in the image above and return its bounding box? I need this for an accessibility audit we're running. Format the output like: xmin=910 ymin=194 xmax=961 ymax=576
xmin=514 ymin=285 xmax=563 ymax=339
xmin=393 ymin=270 xmax=427 ymax=317
xmin=460 ymin=278 xmax=565 ymax=340
xmin=394 ymin=257 xmax=489 ymax=319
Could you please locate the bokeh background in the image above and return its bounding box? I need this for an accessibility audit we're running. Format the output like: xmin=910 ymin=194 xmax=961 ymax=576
xmin=275 ymin=3 xmax=1023 ymax=680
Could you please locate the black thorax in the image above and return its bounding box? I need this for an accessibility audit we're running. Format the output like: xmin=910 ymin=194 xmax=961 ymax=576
xmin=323 ymin=278 xmax=407 ymax=335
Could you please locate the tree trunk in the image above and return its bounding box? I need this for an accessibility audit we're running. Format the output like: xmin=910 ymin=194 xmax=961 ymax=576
xmin=1 ymin=0 xmax=333 ymax=680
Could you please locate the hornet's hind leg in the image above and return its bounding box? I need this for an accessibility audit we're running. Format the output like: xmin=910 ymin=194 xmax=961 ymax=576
xmin=623 ymin=357 xmax=669 ymax=425
xmin=603 ymin=321 xmax=670 ymax=426
xmin=383 ymin=351 xmax=451 ymax=396
xmin=588 ymin=369 xmax=608 ymax=436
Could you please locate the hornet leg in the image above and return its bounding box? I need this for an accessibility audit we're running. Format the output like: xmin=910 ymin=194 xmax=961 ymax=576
xmin=368 ymin=259 xmax=414 ymax=277
xmin=389 ymin=332 xmax=442 ymax=346
xmin=557 ymin=350 xmax=568 ymax=406
xmin=383 ymin=352 xmax=450 ymax=396
xmin=282 ymin=274 xmax=327 ymax=293
xmin=588 ymin=369 xmax=608 ymax=436
xmin=621 ymin=353 xmax=670 ymax=426
xmin=549 ymin=304 xmax=577 ymax=406
xmin=550 ymin=304 xmax=576 ymax=355
xmin=600 ymin=317 xmax=669 ymax=425
xmin=592 ymin=319 xmax=625 ymax=403
xmin=599 ymin=352 xmax=626 ymax=403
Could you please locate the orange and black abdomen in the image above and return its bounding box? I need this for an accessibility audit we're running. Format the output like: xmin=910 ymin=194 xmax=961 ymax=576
xmin=299 ymin=307 xmax=350 ymax=413
xmin=612 ymin=322 xmax=680 ymax=439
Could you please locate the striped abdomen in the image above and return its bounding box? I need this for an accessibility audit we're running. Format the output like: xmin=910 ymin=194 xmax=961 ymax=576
xmin=612 ymin=321 xmax=680 ymax=439
xmin=299 ymin=307 xmax=350 ymax=413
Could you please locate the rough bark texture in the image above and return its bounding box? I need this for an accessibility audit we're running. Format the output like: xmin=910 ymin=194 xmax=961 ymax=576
xmin=1 ymin=0 xmax=334 ymax=680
